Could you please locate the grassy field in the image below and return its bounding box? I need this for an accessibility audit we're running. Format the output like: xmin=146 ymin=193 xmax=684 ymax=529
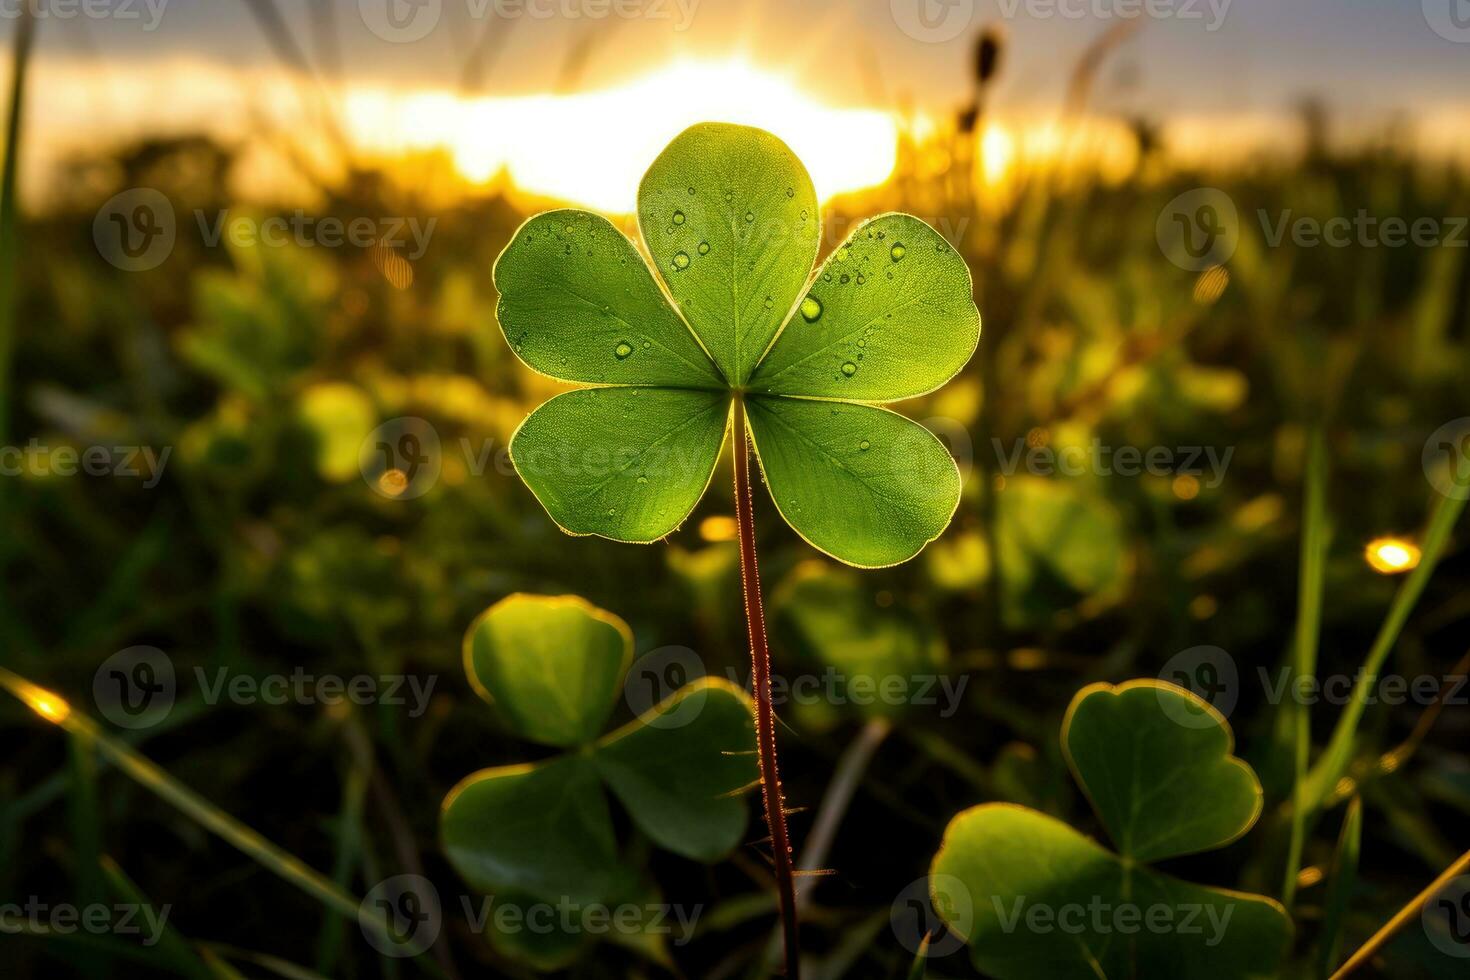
xmin=2 ymin=19 xmax=1469 ymax=979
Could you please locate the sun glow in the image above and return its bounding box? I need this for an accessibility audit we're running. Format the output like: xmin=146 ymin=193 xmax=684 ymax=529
xmin=343 ymin=60 xmax=898 ymax=213
xmin=1365 ymin=537 xmax=1421 ymax=575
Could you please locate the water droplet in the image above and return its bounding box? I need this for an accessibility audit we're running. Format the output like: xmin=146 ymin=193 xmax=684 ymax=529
xmin=697 ymin=241 xmax=710 ymax=255
xmin=837 ymin=246 xmax=850 ymax=262
xmin=744 ymin=211 xmax=755 ymax=223
xmin=841 ymin=361 xmax=857 ymax=376
xmin=672 ymin=251 xmax=690 ymax=270
xmin=614 ymin=342 xmax=633 ymax=359
xmin=641 ymin=340 xmax=652 ymax=349
xmin=859 ymin=440 xmax=870 ymax=451
xmin=764 ymin=295 xmax=774 ymax=309
xmin=856 ymin=274 xmax=866 ymax=285
xmin=839 ymin=273 xmax=850 ymax=284
xmin=672 ymin=210 xmax=686 ymax=225
xmin=724 ymin=190 xmax=734 ymax=202
xmin=637 ymin=475 xmax=648 ymax=485
xmin=687 ymin=186 xmax=696 ymax=195
xmin=890 ymin=243 xmax=906 ymax=261
xmin=800 ymin=296 xmax=823 ymax=322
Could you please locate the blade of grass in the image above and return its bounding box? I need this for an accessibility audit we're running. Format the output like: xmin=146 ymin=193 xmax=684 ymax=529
xmin=1329 ymin=844 xmax=1470 ymax=979
xmin=0 ymin=667 xmax=446 ymax=978
xmin=1318 ymin=797 xmax=1362 ymax=979
xmin=99 ymin=854 xmax=218 ymax=980
xmin=0 ymin=1 xmax=33 ymax=446
xmin=68 ymin=726 xmax=106 ymax=980
xmin=1303 ymin=485 xmax=1468 ymax=813
xmin=1282 ymin=428 xmax=1329 ymax=909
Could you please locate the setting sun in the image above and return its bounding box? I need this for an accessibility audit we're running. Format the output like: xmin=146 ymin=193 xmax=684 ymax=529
xmin=343 ymin=60 xmax=898 ymax=212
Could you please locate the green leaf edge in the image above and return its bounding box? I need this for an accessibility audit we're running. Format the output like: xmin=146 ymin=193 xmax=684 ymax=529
xmin=1060 ymin=679 xmax=1265 ymax=859
xmin=927 ymin=801 xmax=1293 ymax=950
xmin=743 ymin=397 xmax=964 ymax=569
xmin=490 ymin=208 xmax=726 ymax=390
xmin=750 ymin=211 xmax=982 ymax=404
xmin=461 ymin=592 xmax=635 ymax=741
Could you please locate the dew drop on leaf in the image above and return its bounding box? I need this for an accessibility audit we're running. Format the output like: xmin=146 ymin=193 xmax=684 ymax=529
xmin=859 ymin=440 xmax=871 ymax=451
xmin=890 ymin=243 xmax=906 ymax=261
xmin=672 ymin=251 xmax=690 ymax=270
xmin=672 ymin=210 xmax=686 ymax=225
xmin=841 ymin=361 xmax=857 ymax=376
xmin=614 ymin=342 xmax=634 ymax=359
xmin=744 ymin=211 xmax=755 ymax=223
xmin=764 ymin=295 xmax=774 ymax=309
xmin=697 ymin=241 xmax=710 ymax=255
xmin=800 ymin=296 xmax=823 ymax=322
xmin=785 ymin=186 xmax=794 ymax=198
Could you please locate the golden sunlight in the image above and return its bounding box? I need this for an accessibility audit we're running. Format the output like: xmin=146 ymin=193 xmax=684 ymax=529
xmin=1364 ymin=536 xmax=1421 ymax=575
xmin=343 ymin=60 xmax=898 ymax=212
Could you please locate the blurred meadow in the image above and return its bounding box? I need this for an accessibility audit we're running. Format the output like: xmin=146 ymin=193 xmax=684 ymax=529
xmin=1 ymin=1 xmax=1469 ymax=977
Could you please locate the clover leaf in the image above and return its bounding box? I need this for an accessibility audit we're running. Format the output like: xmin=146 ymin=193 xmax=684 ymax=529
xmin=493 ymin=123 xmax=981 ymax=568
xmin=771 ymin=560 xmax=947 ymax=726
xmin=930 ymin=680 xmax=1290 ymax=980
xmin=440 ymin=595 xmax=757 ymax=960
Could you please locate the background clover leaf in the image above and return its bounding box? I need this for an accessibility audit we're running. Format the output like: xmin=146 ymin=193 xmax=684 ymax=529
xmin=638 ymin=122 xmax=820 ymax=386
xmin=929 ymin=680 xmax=1290 ymax=980
xmin=771 ymin=560 xmax=947 ymax=725
xmin=1063 ymin=680 xmax=1263 ymax=862
xmin=463 ymin=593 xmax=632 ymax=748
xmin=442 ymin=595 xmax=758 ymax=954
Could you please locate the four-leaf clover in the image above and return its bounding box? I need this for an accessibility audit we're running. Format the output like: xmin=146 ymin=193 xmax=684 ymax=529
xmin=493 ymin=123 xmax=981 ymax=567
